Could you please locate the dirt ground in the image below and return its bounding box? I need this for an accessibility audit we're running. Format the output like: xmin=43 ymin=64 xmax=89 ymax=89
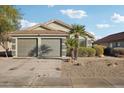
xmin=0 ymin=57 xmax=123 ymax=88
xmin=62 ymin=57 xmax=124 ymax=78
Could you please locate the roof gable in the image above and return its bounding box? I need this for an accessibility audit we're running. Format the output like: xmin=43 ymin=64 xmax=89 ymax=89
xmin=23 ymin=24 xmax=54 ymax=31
xmin=43 ymin=19 xmax=72 ymax=32
xmin=44 ymin=19 xmax=72 ymax=29
xmin=33 ymin=26 xmax=47 ymax=30
xmin=23 ymin=19 xmax=72 ymax=31
xmin=45 ymin=21 xmax=71 ymax=32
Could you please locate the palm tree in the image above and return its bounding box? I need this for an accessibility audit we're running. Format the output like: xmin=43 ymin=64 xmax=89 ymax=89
xmin=65 ymin=38 xmax=78 ymax=62
xmin=69 ymin=24 xmax=90 ymax=62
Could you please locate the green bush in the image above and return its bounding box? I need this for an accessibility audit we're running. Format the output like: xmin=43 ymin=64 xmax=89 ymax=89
xmin=78 ymin=47 xmax=88 ymax=57
xmin=113 ymin=48 xmax=124 ymax=56
xmin=78 ymin=47 xmax=96 ymax=57
xmin=93 ymin=44 xmax=104 ymax=56
xmin=87 ymin=47 xmax=96 ymax=57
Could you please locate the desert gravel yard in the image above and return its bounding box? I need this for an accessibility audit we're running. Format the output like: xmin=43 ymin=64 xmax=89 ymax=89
xmin=0 ymin=57 xmax=124 ymax=88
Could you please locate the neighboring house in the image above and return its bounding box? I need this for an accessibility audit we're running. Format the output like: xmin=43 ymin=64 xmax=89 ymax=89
xmin=95 ymin=32 xmax=124 ymax=48
xmin=10 ymin=19 xmax=94 ymax=58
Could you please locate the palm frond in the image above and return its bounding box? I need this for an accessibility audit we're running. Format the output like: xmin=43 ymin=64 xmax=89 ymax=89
xmin=65 ymin=38 xmax=78 ymax=49
xmin=69 ymin=24 xmax=93 ymax=38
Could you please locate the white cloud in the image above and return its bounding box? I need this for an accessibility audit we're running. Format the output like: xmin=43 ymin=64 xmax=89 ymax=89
xmin=48 ymin=5 xmax=55 ymax=8
xmin=89 ymin=31 xmax=95 ymax=36
xmin=96 ymin=24 xmax=110 ymax=29
xmin=96 ymin=35 xmax=103 ymax=40
xmin=111 ymin=13 xmax=124 ymax=23
xmin=20 ymin=19 xmax=37 ymax=29
xmin=60 ymin=9 xmax=87 ymax=19
xmin=89 ymin=31 xmax=102 ymax=40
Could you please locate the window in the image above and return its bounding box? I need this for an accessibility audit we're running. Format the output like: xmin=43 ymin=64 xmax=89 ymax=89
xmin=117 ymin=42 xmax=120 ymax=47
xmin=79 ymin=39 xmax=86 ymax=47
xmin=12 ymin=45 xmax=16 ymax=50
xmin=109 ymin=43 xmax=113 ymax=48
xmin=12 ymin=39 xmax=16 ymax=43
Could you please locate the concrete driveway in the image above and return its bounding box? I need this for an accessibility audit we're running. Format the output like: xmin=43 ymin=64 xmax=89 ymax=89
xmin=0 ymin=57 xmax=124 ymax=88
xmin=0 ymin=58 xmax=62 ymax=87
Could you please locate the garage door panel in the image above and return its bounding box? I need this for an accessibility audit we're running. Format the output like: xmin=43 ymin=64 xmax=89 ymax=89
xmin=17 ymin=38 xmax=38 ymax=57
xmin=41 ymin=38 xmax=61 ymax=57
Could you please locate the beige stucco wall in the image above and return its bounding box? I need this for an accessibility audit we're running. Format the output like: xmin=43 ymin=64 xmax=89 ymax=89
xmin=0 ymin=46 xmax=5 ymax=51
xmin=8 ymin=42 xmax=12 ymax=51
xmin=46 ymin=22 xmax=70 ymax=32
xmin=87 ymin=37 xmax=93 ymax=47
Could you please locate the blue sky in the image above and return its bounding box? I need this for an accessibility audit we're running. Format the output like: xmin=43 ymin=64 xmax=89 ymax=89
xmin=16 ymin=5 xmax=124 ymax=39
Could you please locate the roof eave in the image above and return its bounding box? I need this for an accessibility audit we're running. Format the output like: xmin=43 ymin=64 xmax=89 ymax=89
xmin=10 ymin=34 xmax=68 ymax=36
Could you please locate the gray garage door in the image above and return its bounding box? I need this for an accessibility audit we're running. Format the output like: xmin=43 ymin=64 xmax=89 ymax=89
xmin=17 ymin=38 xmax=38 ymax=57
xmin=40 ymin=38 xmax=61 ymax=57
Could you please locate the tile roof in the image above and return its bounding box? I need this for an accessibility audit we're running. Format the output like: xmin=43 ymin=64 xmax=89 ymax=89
xmin=20 ymin=19 xmax=94 ymax=38
xmin=95 ymin=32 xmax=124 ymax=44
xmin=22 ymin=19 xmax=72 ymax=31
xmin=10 ymin=30 xmax=68 ymax=36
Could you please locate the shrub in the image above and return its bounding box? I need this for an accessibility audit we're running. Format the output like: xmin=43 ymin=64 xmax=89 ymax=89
xmin=112 ymin=48 xmax=124 ymax=57
xmin=78 ymin=47 xmax=88 ymax=57
xmin=93 ymin=44 xmax=104 ymax=57
xmin=87 ymin=48 xmax=96 ymax=57
xmin=78 ymin=47 xmax=96 ymax=57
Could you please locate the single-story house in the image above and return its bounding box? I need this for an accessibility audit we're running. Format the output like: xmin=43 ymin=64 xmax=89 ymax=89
xmin=9 ymin=19 xmax=94 ymax=58
xmin=95 ymin=32 xmax=124 ymax=48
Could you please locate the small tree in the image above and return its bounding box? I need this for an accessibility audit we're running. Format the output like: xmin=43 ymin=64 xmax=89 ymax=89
xmin=65 ymin=38 xmax=78 ymax=62
xmin=0 ymin=5 xmax=21 ymax=57
xmin=0 ymin=33 xmax=11 ymax=57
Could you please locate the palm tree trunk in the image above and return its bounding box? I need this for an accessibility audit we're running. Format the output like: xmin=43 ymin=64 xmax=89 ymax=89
xmin=75 ymin=48 xmax=78 ymax=60
xmin=74 ymin=36 xmax=79 ymax=62
xmin=71 ymin=48 xmax=74 ymax=63
xmin=5 ymin=49 xmax=8 ymax=57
